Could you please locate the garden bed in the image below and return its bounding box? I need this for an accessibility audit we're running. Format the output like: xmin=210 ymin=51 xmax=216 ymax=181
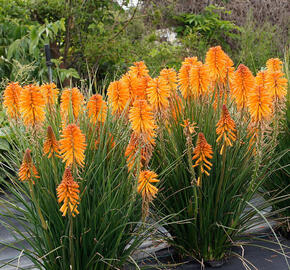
xmin=1 ymin=192 xmax=289 ymax=269
xmin=129 ymin=235 xmax=290 ymax=270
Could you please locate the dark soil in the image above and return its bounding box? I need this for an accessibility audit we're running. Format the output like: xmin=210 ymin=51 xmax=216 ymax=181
xmin=126 ymin=234 xmax=290 ymax=270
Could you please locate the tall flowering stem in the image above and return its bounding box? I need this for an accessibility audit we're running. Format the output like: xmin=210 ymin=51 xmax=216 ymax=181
xmin=3 ymin=82 xmax=22 ymax=119
xmin=192 ymin=133 xmax=213 ymax=178
xmin=205 ymin=46 xmax=227 ymax=83
xmin=215 ymin=105 xmax=237 ymax=218
xmin=129 ymin=61 xmax=149 ymax=78
xmin=247 ymin=85 xmax=272 ymax=124
xmin=181 ymin=119 xmax=197 ymax=180
xmin=40 ymin=83 xmax=59 ymax=115
xmin=107 ymin=80 xmax=130 ymax=116
xmin=147 ymin=76 xmax=170 ymax=115
xmin=57 ymin=168 xmax=80 ymax=217
xmin=127 ymin=100 xmax=157 ymax=179
xmin=231 ymin=64 xmax=255 ymax=112
xmin=128 ymin=100 xmax=157 ymax=142
xmin=178 ymin=57 xmax=201 ymax=99
xmin=87 ymin=94 xmax=107 ymax=124
xmin=57 ymin=168 xmax=80 ymax=270
xmin=137 ymin=170 xmax=159 ymax=218
xmin=160 ymin=68 xmax=177 ymax=94
xmin=43 ymin=126 xmax=60 ymax=158
xmin=121 ymin=72 xmax=144 ymax=103
xmin=59 ymin=124 xmax=87 ymax=168
xmin=216 ymin=105 xmax=237 ymax=155
xmin=19 ymin=149 xmax=40 ymax=183
xmin=189 ymin=63 xmax=211 ymax=99
xmin=60 ymin=88 xmax=84 ymax=125
xmin=19 ymin=149 xmax=47 ymax=231
xmin=181 ymin=119 xmax=198 ymax=218
xmin=19 ymin=84 xmax=45 ymax=127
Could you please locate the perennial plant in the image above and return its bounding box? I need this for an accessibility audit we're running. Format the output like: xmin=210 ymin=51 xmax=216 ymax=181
xmin=0 ymin=47 xmax=288 ymax=268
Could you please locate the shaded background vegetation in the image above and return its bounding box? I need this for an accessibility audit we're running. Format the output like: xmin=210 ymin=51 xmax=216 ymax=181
xmin=0 ymin=0 xmax=289 ymax=88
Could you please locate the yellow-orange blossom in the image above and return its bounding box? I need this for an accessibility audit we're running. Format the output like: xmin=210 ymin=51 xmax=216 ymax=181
xmin=59 ymin=124 xmax=86 ymax=168
xmin=57 ymin=168 xmax=80 ymax=217
xmin=192 ymin=133 xmax=213 ymax=176
xmin=3 ymin=82 xmax=22 ymax=119
xmin=19 ymin=149 xmax=40 ymax=182
xmin=216 ymin=105 xmax=237 ymax=155
xmin=19 ymin=84 xmax=45 ymax=126
xmin=43 ymin=126 xmax=60 ymax=158
xmin=137 ymin=170 xmax=159 ymax=202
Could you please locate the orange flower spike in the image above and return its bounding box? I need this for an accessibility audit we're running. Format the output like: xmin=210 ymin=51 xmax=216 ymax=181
xmin=57 ymin=168 xmax=80 ymax=217
xmin=231 ymin=64 xmax=255 ymax=110
xmin=129 ymin=100 xmax=157 ymax=139
xmin=189 ymin=63 xmax=211 ymax=97
xmin=248 ymin=85 xmax=273 ymax=123
xmin=192 ymin=133 xmax=213 ymax=176
xmin=59 ymin=124 xmax=87 ymax=168
xmin=107 ymin=80 xmax=130 ymax=115
xmin=255 ymin=70 xmax=268 ymax=88
xmin=87 ymin=94 xmax=107 ymax=124
xmin=40 ymin=83 xmax=59 ymax=105
xmin=216 ymin=105 xmax=237 ymax=154
xmin=266 ymin=58 xmax=283 ymax=72
xmin=137 ymin=170 xmax=159 ymax=202
xmin=129 ymin=61 xmax=149 ymax=78
xmin=3 ymin=82 xmax=22 ymax=119
xmin=178 ymin=57 xmax=202 ymax=99
xmin=43 ymin=126 xmax=60 ymax=158
xmin=139 ymin=75 xmax=151 ymax=100
xmin=19 ymin=149 xmax=40 ymax=182
xmin=265 ymin=71 xmax=288 ymax=100
xmin=147 ymin=76 xmax=170 ymax=112
xmin=60 ymin=88 xmax=84 ymax=121
xmin=184 ymin=57 xmax=199 ymax=66
xmin=19 ymin=84 xmax=46 ymax=126
xmin=205 ymin=46 xmax=227 ymax=82
xmin=160 ymin=68 xmax=177 ymax=93
xmin=121 ymin=72 xmax=142 ymax=102
xmin=178 ymin=64 xmax=193 ymax=99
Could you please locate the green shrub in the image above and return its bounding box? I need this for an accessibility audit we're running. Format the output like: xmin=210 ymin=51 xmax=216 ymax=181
xmin=174 ymin=5 xmax=240 ymax=53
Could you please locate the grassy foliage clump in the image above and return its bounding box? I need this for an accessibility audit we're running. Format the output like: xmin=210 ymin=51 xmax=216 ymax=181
xmin=0 ymin=83 xmax=147 ymax=269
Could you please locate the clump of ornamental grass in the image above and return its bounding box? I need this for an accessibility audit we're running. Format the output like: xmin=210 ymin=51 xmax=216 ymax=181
xmin=0 ymin=82 xmax=157 ymax=270
xmin=148 ymin=47 xmax=288 ymax=263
